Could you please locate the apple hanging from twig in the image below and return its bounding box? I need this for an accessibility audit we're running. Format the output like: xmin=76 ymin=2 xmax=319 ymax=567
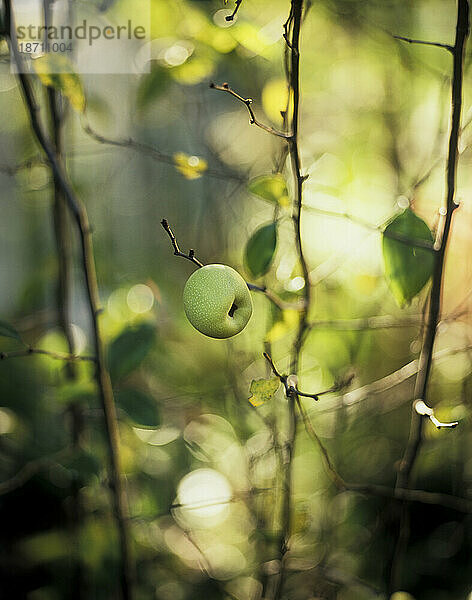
xmin=183 ymin=264 xmax=253 ymax=339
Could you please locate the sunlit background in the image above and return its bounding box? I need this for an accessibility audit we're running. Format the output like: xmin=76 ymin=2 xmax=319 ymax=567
xmin=1 ymin=0 xmax=472 ymax=599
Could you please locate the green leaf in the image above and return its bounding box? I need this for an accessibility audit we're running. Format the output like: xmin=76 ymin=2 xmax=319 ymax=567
xmin=137 ymin=66 xmax=170 ymax=112
xmin=245 ymin=222 xmax=277 ymax=278
xmin=248 ymin=377 xmax=280 ymax=407
xmin=382 ymin=209 xmax=434 ymax=307
xmin=108 ymin=323 xmax=156 ymax=381
xmin=248 ymin=174 xmax=290 ymax=207
xmin=0 ymin=320 xmax=21 ymax=342
xmin=33 ymin=54 xmax=86 ymax=113
xmin=116 ymin=388 xmax=161 ymax=427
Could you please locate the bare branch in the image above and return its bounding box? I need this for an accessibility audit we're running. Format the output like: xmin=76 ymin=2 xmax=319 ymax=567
xmin=161 ymin=219 xmax=300 ymax=311
xmin=393 ymin=34 xmax=453 ymax=52
xmin=263 ymin=352 xmax=353 ymax=401
xmin=309 ymin=314 xmax=422 ymax=331
xmin=295 ymin=396 xmax=347 ymax=489
xmin=0 ymin=156 xmax=46 ymax=176
xmin=282 ymin=4 xmax=295 ymax=48
xmin=304 ymin=205 xmax=436 ymax=251
xmin=169 ymin=487 xmax=270 ymax=513
xmin=348 ymin=482 xmax=472 ymax=513
xmin=224 ymin=0 xmax=243 ymax=21
xmin=297 ymin=396 xmax=472 ymax=513
xmin=316 ymin=344 xmax=472 ymax=414
xmin=0 ymin=347 xmax=95 ymax=362
xmin=391 ymin=2 xmax=470 ymax=591
xmin=4 ymin=3 xmax=134 ymax=597
xmin=259 ymin=351 xmax=472 ymax=516
xmin=82 ymin=122 xmax=243 ymax=182
xmin=267 ymin=4 xmax=309 ymax=598
xmin=210 ymin=82 xmax=291 ymax=139
xmin=160 ymin=219 xmax=204 ymax=268
xmin=263 ymin=351 xmax=286 ymax=381
xmin=295 ymin=380 xmax=471 ymax=513
xmin=276 ymin=370 xmax=472 ymax=513
xmin=297 ymin=374 xmax=355 ymax=400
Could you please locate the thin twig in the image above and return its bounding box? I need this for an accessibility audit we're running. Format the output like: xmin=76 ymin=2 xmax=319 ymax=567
xmin=390 ymin=1 xmax=469 ymax=592
xmin=160 ymin=219 xmax=204 ymax=268
xmin=82 ymin=122 xmax=244 ymax=182
xmin=257 ymin=286 xmax=304 ymax=311
xmin=392 ymin=34 xmax=453 ymax=52
xmin=308 ymin=314 xmax=422 ymax=331
xmin=0 ymin=155 xmax=46 ymax=176
xmin=263 ymin=352 xmax=352 ymax=401
xmin=348 ymin=482 xmax=472 ymax=513
xmin=265 ymin=351 xmax=345 ymax=488
xmin=0 ymin=347 xmax=96 ymax=362
xmin=317 ymin=343 xmax=472 ymax=413
xmin=169 ymin=487 xmax=270 ymax=513
xmin=296 ymin=375 xmax=355 ymax=400
xmin=160 ymin=219 xmax=300 ymax=311
xmin=179 ymin=529 xmax=243 ymax=600
xmin=225 ymin=0 xmax=243 ymax=21
xmin=282 ymin=3 xmax=295 ymax=48
xmin=210 ymin=83 xmax=291 ymax=139
xmin=308 ymin=309 xmax=464 ymax=332
xmin=45 ymin=7 xmax=85 ymax=590
xmin=44 ymin=0 xmax=79 ymax=382
xmin=304 ymin=205 xmax=436 ymax=251
xmin=298 ymin=399 xmax=471 ymax=513
xmin=4 ymin=4 xmax=134 ymax=598
xmin=263 ymin=353 xmax=472 ymax=514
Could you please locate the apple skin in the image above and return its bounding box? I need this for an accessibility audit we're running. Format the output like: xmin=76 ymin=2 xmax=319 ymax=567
xmin=183 ymin=264 xmax=253 ymax=339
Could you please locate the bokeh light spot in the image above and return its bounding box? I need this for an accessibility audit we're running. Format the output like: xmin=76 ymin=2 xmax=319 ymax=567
xmin=177 ymin=468 xmax=232 ymax=519
xmin=0 ymin=407 xmax=15 ymax=434
xmin=127 ymin=284 xmax=154 ymax=314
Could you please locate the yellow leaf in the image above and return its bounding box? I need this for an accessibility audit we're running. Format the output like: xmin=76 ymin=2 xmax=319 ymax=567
xmin=262 ymin=78 xmax=291 ymax=124
xmin=173 ymin=152 xmax=208 ymax=180
xmin=33 ymin=54 xmax=86 ymax=113
xmin=248 ymin=377 xmax=280 ymax=407
xmin=248 ymin=174 xmax=290 ymax=208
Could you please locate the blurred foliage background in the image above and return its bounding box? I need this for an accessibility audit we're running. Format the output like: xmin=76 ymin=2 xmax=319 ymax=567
xmin=0 ymin=0 xmax=472 ymax=599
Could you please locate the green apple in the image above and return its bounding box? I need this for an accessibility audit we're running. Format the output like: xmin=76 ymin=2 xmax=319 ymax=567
xmin=183 ymin=264 xmax=253 ymax=339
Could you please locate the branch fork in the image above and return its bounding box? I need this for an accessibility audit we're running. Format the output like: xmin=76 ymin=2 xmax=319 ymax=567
xmin=210 ymin=82 xmax=291 ymax=139
xmin=161 ymin=219 xmax=203 ymax=268
xmin=263 ymin=352 xmax=348 ymax=401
